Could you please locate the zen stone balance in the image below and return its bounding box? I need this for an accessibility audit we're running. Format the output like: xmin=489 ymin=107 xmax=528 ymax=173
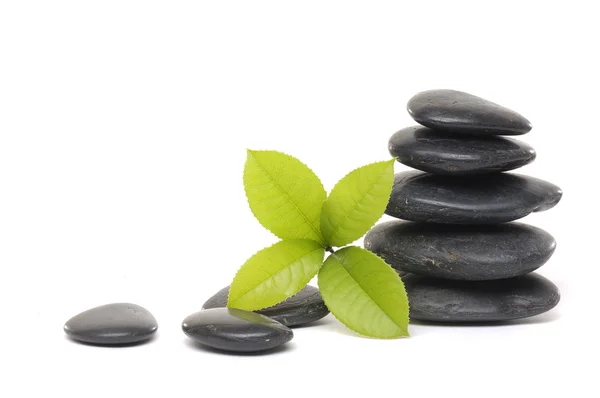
xmin=365 ymin=89 xmax=562 ymax=322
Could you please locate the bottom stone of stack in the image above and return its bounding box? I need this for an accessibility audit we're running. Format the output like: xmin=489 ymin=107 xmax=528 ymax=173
xmin=403 ymin=272 xmax=560 ymax=322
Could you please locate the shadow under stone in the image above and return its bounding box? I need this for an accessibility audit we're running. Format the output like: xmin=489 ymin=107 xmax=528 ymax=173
xmin=183 ymin=338 xmax=296 ymax=356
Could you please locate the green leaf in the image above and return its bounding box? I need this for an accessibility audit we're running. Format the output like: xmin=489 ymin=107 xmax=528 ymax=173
xmin=318 ymin=246 xmax=409 ymax=338
xmin=320 ymin=159 xmax=395 ymax=247
xmin=244 ymin=150 xmax=327 ymax=246
xmin=228 ymin=239 xmax=325 ymax=311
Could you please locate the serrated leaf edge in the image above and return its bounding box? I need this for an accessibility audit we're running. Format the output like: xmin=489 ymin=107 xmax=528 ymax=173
xmin=318 ymin=247 xmax=410 ymax=339
xmin=244 ymin=149 xmax=327 ymax=246
xmin=227 ymin=239 xmax=325 ymax=311
xmin=322 ymin=159 xmax=395 ymax=247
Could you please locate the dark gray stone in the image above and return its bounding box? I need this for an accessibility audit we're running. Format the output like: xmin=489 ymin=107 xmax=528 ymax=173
xmin=386 ymin=171 xmax=562 ymax=224
xmin=365 ymin=221 xmax=556 ymax=280
xmin=202 ymin=285 xmax=329 ymax=327
xmin=403 ymin=272 xmax=560 ymax=322
xmin=407 ymin=89 xmax=532 ymax=136
xmin=64 ymin=303 xmax=158 ymax=345
xmin=388 ymin=126 xmax=536 ymax=175
xmin=182 ymin=308 xmax=293 ymax=353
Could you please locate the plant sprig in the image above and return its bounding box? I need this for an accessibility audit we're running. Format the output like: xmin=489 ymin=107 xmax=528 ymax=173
xmin=227 ymin=149 xmax=409 ymax=338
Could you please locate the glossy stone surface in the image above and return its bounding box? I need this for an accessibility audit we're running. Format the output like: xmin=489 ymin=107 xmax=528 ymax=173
xmin=388 ymin=126 xmax=536 ymax=175
xmin=182 ymin=308 xmax=293 ymax=353
xmin=407 ymin=89 xmax=532 ymax=136
xmin=202 ymin=285 xmax=329 ymax=327
xmin=403 ymin=272 xmax=560 ymax=322
xmin=64 ymin=303 xmax=158 ymax=345
xmin=365 ymin=221 xmax=556 ymax=280
xmin=386 ymin=171 xmax=562 ymax=224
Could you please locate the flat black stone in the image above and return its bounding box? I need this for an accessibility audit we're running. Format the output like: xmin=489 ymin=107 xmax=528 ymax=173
xmin=365 ymin=221 xmax=556 ymax=280
xmin=403 ymin=272 xmax=560 ymax=322
xmin=182 ymin=308 xmax=293 ymax=353
xmin=407 ymin=89 xmax=532 ymax=136
xmin=388 ymin=126 xmax=536 ymax=175
xmin=64 ymin=303 xmax=158 ymax=345
xmin=386 ymin=171 xmax=562 ymax=224
xmin=202 ymin=285 xmax=329 ymax=327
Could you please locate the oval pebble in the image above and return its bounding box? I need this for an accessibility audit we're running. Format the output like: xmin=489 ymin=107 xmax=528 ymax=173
xmin=182 ymin=308 xmax=293 ymax=353
xmin=403 ymin=273 xmax=560 ymax=322
xmin=64 ymin=303 xmax=158 ymax=345
xmin=365 ymin=221 xmax=556 ymax=280
xmin=386 ymin=171 xmax=562 ymax=224
xmin=407 ymin=89 xmax=532 ymax=136
xmin=388 ymin=126 xmax=536 ymax=175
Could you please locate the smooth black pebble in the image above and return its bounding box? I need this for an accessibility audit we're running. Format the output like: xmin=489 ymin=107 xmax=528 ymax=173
xmin=407 ymin=89 xmax=532 ymax=136
xmin=365 ymin=221 xmax=556 ymax=281
xmin=388 ymin=126 xmax=536 ymax=175
xmin=403 ymin=272 xmax=560 ymax=322
xmin=182 ymin=308 xmax=293 ymax=353
xmin=386 ymin=171 xmax=562 ymax=224
xmin=202 ymin=285 xmax=329 ymax=327
xmin=64 ymin=303 xmax=158 ymax=345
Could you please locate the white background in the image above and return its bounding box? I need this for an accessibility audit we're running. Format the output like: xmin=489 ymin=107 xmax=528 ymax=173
xmin=1 ymin=1 xmax=597 ymax=397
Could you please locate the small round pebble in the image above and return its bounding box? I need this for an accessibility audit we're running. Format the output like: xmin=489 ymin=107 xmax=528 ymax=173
xmin=64 ymin=303 xmax=158 ymax=345
xmin=182 ymin=308 xmax=294 ymax=353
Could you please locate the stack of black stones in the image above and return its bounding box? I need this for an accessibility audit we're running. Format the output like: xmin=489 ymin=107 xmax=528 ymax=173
xmin=365 ymin=89 xmax=562 ymax=322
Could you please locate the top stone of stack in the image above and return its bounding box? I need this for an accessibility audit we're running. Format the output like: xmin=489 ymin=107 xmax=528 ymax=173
xmin=407 ymin=89 xmax=532 ymax=136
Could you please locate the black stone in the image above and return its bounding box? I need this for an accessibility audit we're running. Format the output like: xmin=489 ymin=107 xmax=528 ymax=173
xmin=386 ymin=171 xmax=562 ymax=224
xmin=388 ymin=126 xmax=536 ymax=175
xmin=365 ymin=221 xmax=556 ymax=280
xmin=202 ymin=285 xmax=329 ymax=327
xmin=403 ymin=273 xmax=560 ymax=322
xmin=407 ymin=89 xmax=532 ymax=136
xmin=64 ymin=303 xmax=158 ymax=345
xmin=182 ymin=308 xmax=293 ymax=353
xmin=396 ymin=270 xmax=408 ymax=278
